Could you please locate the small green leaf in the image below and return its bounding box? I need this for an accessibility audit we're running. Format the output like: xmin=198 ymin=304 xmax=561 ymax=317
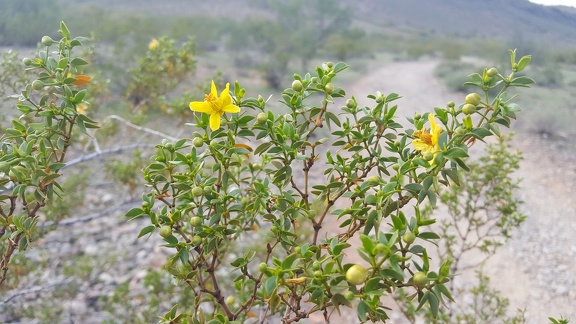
xmin=137 ymin=225 xmax=155 ymax=238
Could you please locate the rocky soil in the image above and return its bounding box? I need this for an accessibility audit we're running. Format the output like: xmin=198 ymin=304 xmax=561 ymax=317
xmin=1 ymin=58 xmax=575 ymax=323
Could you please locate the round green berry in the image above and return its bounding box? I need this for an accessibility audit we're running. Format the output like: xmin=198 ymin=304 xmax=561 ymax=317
xmin=258 ymin=262 xmax=268 ymax=273
xmin=462 ymin=104 xmax=477 ymax=115
xmin=159 ymin=225 xmax=172 ymax=238
xmin=192 ymin=137 xmax=204 ymax=147
xmin=191 ymin=186 xmax=203 ymax=197
xmin=346 ymin=98 xmax=356 ymax=109
xmin=291 ymin=80 xmax=303 ymax=92
xmin=256 ymin=112 xmax=267 ymax=124
xmin=31 ymin=80 xmax=44 ymax=90
xmin=190 ymin=216 xmax=203 ymax=227
xmin=465 ymin=93 xmax=481 ymax=106
xmin=413 ymin=272 xmax=428 ymax=287
xmin=346 ymin=264 xmax=367 ymax=285
xmin=403 ymin=232 xmax=416 ymax=245
xmin=487 ymin=67 xmax=498 ymax=77
xmin=324 ymin=83 xmax=334 ymax=95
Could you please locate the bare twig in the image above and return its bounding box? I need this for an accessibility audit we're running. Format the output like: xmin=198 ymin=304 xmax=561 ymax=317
xmin=38 ymin=199 xmax=141 ymax=228
xmin=0 ymin=277 xmax=75 ymax=305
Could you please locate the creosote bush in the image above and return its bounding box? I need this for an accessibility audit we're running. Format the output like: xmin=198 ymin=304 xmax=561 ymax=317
xmin=3 ymin=22 xmax=564 ymax=324
xmin=126 ymin=51 xmax=535 ymax=323
xmin=0 ymin=22 xmax=97 ymax=287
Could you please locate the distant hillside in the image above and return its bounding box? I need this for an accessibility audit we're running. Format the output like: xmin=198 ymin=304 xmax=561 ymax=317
xmin=356 ymin=0 xmax=576 ymax=45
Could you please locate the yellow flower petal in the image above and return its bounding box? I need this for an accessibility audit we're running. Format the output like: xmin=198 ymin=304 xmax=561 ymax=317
xmin=222 ymin=104 xmax=240 ymax=113
xmin=209 ymin=112 xmax=222 ymax=130
xmin=210 ymin=80 xmax=218 ymax=97
xmin=189 ymin=101 xmax=212 ymax=113
xmin=221 ymin=83 xmax=232 ymax=106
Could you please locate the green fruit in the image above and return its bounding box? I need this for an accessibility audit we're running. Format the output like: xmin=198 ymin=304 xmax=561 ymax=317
xmin=22 ymin=58 xmax=32 ymax=66
xmin=41 ymin=36 xmax=55 ymax=46
xmin=31 ymin=80 xmax=44 ymax=90
xmin=190 ymin=216 xmax=203 ymax=227
xmin=375 ymin=243 xmax=388 ymax=255
xmin=324 ymin=83 xmax=334 ymax=95
xmin=313 ymin=270 xmax=323 ymax=279
xmin=487 ymin=67 xmax=498 ymax=77
xmin=344 ymin=291 xmax=355 ymax=301
xmin=192 ymin=235 xmax=203 ymax=246
xmin=462 ymin=104 xmax=477 ymax=115
xmin=256 ymin=112 xmax=267 ymax=124
xmin=193 ymin=137 xmax=204 ymax=147
xmin=365 ymin=176 xmax=380 ymax=184
xmin=294 ymin=246 xmax=301 ymax=254
xmin=414 ymin=113 xmax=422 ymax=120
xmin=258 ymin=262 xmax=268 ymax=273
xmin=291 ymin=80 xmax=303 ymax=92
xmin=403 ymin=232 xmax=416 ymax=245
xmin=159 ymin=225 xmax=172 ymax=238
xmin=454 ymin=126 xmax=466 ymax=136
xmin=192 ymin=186 xmax=203 ymax=197
xmin=413 ymin=272 xmax=428 ymax=287
xmin=345 ymin=98 xmax=356 ymax=109
xmin=312 ymin=261 xmax=322 ymax=271
xmin=203 ymin=186 xmax=212 ymax=195
xmin=447 ymin=101 xmax=455 ymax=108
xmin=392 ymin=164 xmax=399 ymax=171
xmin=346 ymin=264 xmax=367 ymax=285
xmin=465 ymin=93 xmax=481 ymax=106
xmin=423 ymin=152 xmax=434 ymax=161
xmin=225 ymin=296 xmax=235 ymax=305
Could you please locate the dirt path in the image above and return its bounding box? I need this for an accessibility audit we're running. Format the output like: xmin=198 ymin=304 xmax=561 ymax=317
xmin=333 ymin=59 xmax=576 ymax=322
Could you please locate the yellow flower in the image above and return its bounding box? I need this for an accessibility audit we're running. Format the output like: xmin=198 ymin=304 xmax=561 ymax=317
xmin=189 ymin=81 xmax=240 ymax=131
xmin=412 ymin=113 xmax=443 ymax=154
xmin=148 ymin=38 xmax=159 ymax=51
xmin=76 ymin=103 xmax=88 ymax=115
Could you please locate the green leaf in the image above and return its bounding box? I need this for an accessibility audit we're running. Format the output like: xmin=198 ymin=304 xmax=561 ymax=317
xmin=360 ymin=234 xmax=374 ymax=255
xmin=510 ymin=76 xmax=535 ymax=87
xmin=516 ymin=55 xmax=531 ymax=71
xmin=137 ymin=225 xmax=155 ymax=238
xmin=126 ymin=208 xmax=144 ymax=217
xmin=59 ymin=21 xmax=71 ymax=39
xmin=403 ymin=183 xmax=423 ymax=193
xmin=444 ymin=147 xmax=469 ymax=159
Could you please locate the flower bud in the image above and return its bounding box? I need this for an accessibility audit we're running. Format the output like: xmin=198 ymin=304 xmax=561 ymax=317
xmin=192 ymin=186 xmax=203 ymax=197
xmin=423 ymin=152 xmax=434 ymax=161
xmin=41 ymin=36 xmax=55 ymax=46
xmin=159 ymin=225 xmax=172 ymax=238
xmin=256 ymin=112 xmax=267 ymax=124
xmin=487 ymin=67 xmax=498 ymax=77
xmin=22 ymin=58 xmax=32 ymax=66
xmin=462 ymin=104 xmax=477 ymax=115
xmin=193 ymin=137 xmax=204 ymax=147
xmin=346 ymin=264 xmax=367 ymax=285
xmin=324 ymin=83 xmax=334 ymax=95
xmin=291 ymin=80 xmax=303 ymax=92
xmin=465 ymin=93 xmax=481 ymax=106
xmin=345 ymin=98 xmax=356 ymax=109
xmin=31 ymin=80 xmax=44 ymax=90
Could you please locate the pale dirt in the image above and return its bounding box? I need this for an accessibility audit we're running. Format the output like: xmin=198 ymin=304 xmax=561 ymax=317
xmin=315 ymin=59 xmax=576 ymax=323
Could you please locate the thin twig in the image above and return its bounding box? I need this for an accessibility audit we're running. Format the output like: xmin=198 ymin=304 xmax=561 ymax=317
xmin=103 ymin=114 xmax=180 ymax=142
xmin=63 ymin=144 xmax=156 ymax=169
xmin=0 ymin=277 xmax=75 ymax=304
xmin=38 ymin=199 xmax=141 ymax=228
